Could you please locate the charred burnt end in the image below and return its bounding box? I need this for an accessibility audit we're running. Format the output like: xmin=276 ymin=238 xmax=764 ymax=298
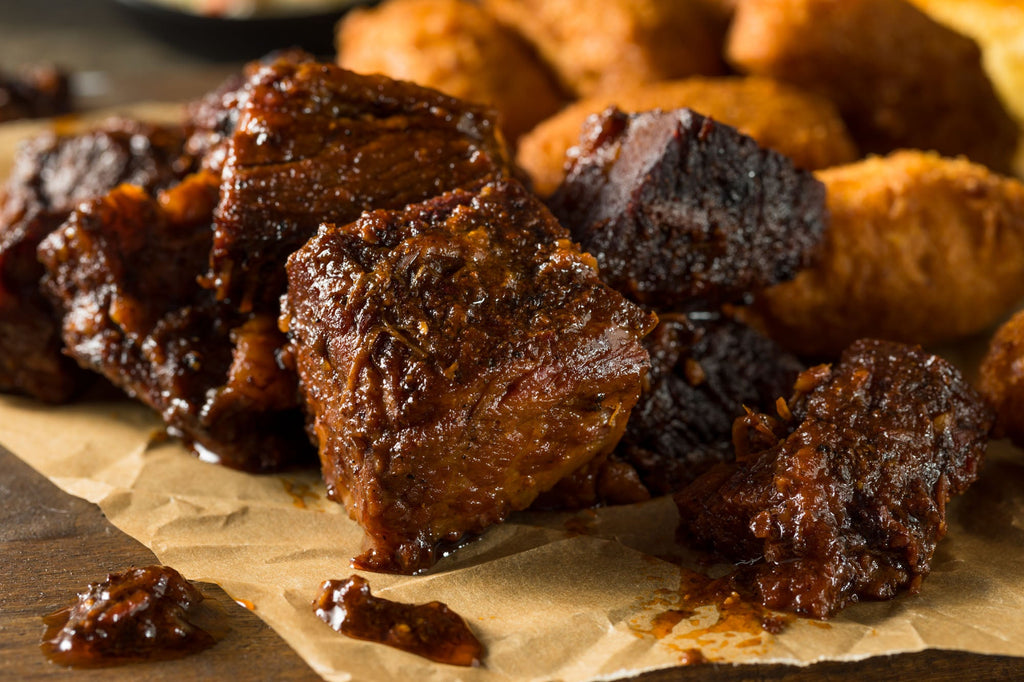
xmin=0 ymin=119 xmax=192 ymax=402
xmin=548 ymin=107 xmax=827 ymax=312
xmin=184 ymin=48 xmax=316 ymax=174
xmin=675 ymin=339 xmax=993 ymax=618
xmin=283 ymin=179 xmax=655 ymax=573
xmin=38 ymin=173 xmax=311 ymax=472
xmin=206 ymin=51 xmax=511 ymax=312
xmin=619 ymin=312 xmax=805 ymax=496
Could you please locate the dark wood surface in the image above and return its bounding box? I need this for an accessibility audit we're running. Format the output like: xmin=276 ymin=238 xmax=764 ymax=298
xmin=1 ymin=1 xmax=1023 ymax=680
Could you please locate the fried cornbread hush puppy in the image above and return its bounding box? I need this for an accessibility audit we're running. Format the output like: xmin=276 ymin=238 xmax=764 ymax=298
xmin=978 ymin=309 xmax=1024 ymax=447
xmin=752 ymin=151 xmax=1024 ymax=357
xmin=909 ymin=0 xmax=1024 ymax=125
xmin=482 ymin=0 xmax=723 ymax=99
xmin=727 ymin=0 xmax=1019 ymax=174
xmin=336 ymin=0 xmax=566 ymax=142
xmin=517 ymin=77 xmax=857 ymax=196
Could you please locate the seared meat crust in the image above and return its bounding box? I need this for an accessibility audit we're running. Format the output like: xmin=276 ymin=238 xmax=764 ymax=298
xmin=549 ymin=108 xmax=827 ymax=312
xmin=676 ymin=339 xmax=992 ymax=618
xmin=0 ymin=119 xmax=191 ymax=402
xmin=207 ymin=52 xmax=511 ymax=312
xmin=39 ymin=174 xmax=310 ymax=471
xmin=283 ymin=179 xmax=655 ymax=573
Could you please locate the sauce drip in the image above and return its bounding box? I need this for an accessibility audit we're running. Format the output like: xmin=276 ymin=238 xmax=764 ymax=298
xmin=313 ymin=575 xmax=484 ymax=667
xmin=41 ymin=565 xmax=217 ymax=667
xmin=631 ymin=566 xmax=793 ymax=663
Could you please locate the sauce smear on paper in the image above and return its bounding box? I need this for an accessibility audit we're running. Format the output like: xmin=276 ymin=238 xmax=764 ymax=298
xmin=632 ymin=566 xmax=793 ymax=663
xmin=41 ymin=565 xmax=217 ymax=667
xmin=313 ymin=575 xmax=484 ymax=667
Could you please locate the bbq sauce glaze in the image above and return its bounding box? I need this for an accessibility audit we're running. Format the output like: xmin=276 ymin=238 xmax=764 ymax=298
xmin=41 ymin=565 xmax=217 ymax=667
xmin=313 ymin=575 xmax=484 ymax=667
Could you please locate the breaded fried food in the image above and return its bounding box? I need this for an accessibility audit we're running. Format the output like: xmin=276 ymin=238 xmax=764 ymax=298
xmin=517 ymin=77 xmax=857 ymax=196
xmin=909 ymin=0 xmax=1024 ymax=176
xmin=727 ymin=0 xmax=1019 ymax=174
xmin=909 ymin=0 xmax=1024 ymax=124
xmin=336 ymin=0 xmax=566 ymax=142
xmin=752 ymin=151 xmax=1024 ymax=357
xmin=978 ymin=309 xmax=1024 ymax=447
xmin=482 ymin=0 xmax=723 ymax=99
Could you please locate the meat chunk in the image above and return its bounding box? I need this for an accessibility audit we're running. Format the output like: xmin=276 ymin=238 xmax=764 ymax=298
xmin=676 ymin=339 xmax=993 ymax=618
xmin=38 ymin=173 xmax=310 ymax=472
xmin=207 ymin=51 xmax=511 ymax=312
xmin=482 ymin=0 xmax=723 ymax=98
xmin=0 ymin=65 xmax=70 ymax=123
xmin=535 ymin=313 xmax=803 ymax=508
xmin=282 ymin=179 xmax=655 ymax=573
xmin=619 ymin=313 xmax=804 ymax=496
xmin=752 ymin=151 xmax=1024 ymax=356
xmin=336 ymin=0 xmax=567 ymax=142
xmin=548 ymin=107 xmax=827 ymax=311
xmin=978 ymin=309 xmax=1024 ymax=447
xmin=184 ymin=48 xmax=315 ymax=173
xmin=0 ymin=119 xmax=192 ymax=402
xmin=727 ymin=0 xmax=1019 ymax=173
xmin=517 ymin=76 xmax=857 ymax=197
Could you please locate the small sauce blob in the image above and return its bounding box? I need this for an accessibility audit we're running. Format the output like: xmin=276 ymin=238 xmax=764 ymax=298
xmin=41 ymin=565 xmax=216 ymax=667
xmin=313 ymin=575 xmax=484 ymax=667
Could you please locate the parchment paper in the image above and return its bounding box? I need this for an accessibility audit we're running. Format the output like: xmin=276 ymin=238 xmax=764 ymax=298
xmin=2 ymin=107 xmax=1024 ymax=682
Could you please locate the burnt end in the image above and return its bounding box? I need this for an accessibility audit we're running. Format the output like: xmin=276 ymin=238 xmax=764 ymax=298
xmin=0 ymin=119 xmax=192 ymax=402
xmin=675 ymin=339 xmax=993 ymax=618
xmin=208 ymin=52 xmax=511 ymax=312
xmin=283 ymin=179 xmax=655 ymax=573
xmin=619 ymin=313 xmax=804 ymax=496
xmin=548 ymin=107 xmax=827 ymax=311
xmin=38 ymin=174 xmax=311 ymax=472
xmin=0 ymin=65 xmax=71 ymax=123
xmin=184 ymin=48 xmax=316 ymax=173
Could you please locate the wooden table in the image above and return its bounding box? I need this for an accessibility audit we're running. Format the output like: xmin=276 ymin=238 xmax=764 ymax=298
xmin=1 ymin=1 xmax=1023 ymax=679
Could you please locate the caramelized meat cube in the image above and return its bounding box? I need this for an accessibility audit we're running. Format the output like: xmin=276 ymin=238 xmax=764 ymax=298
xmin=42 ymin=565 xmax=214 ymax=667
xmin=517 ymin=76 xmax=857 ymax=197
xmin=38 ymin=174 xmax=310 ymax=472
xmin=676 ymin=339 xmax=993 ymax=618
xmin=548 ymin=108 xmax=827 ymax=311
xmin=536 ymin=313 xmax=803 ymax=508
xmin=0 ymin=64 xmax=70 ymax=123
xmin=0 ymin=119 xmax=191 ymax=402
xmin=184 ymin=48 xmax=315 ymax=173
xmin=727 ymin=0 xmax=1019 ymax=173
xmin=978 ymin=309 xmax=1024 ymax=447
xmin=620 ymin=313 xmax=804 ymax=496
xmin=313 ymin=575 xmax=484 ymax=667
xmin=283 ymin=179 xmax=655 ymax=573
xmin=208 ymin=52 xmax=511 ymax=312
xmin=336 ymin=0 xmax=567 ymax=142
xmin=752 ymin=151 xmax=1024 ymax=356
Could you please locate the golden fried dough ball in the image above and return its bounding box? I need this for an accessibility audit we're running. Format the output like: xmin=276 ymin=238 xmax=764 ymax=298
xmin=517 ymin=77 xmax=858 ymax=197
xmin=482 ymin=0 xmax=724 ymax=99
xmin=727 ymin=0 xmax=1019 ymax=174
xmin=752 ymin=151 xmax=1024 ymax=357
xmin=978 ymin=309 xmax=1024 ymax=447
xmin=909 ymin=0 xmax=1024 ymax=176
xmin=336 ymin=0 xmax=566 ymax=142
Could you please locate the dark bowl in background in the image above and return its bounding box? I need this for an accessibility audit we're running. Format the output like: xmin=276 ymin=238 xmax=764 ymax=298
xmin=114 ymin=0 xmax=376 ymax=61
